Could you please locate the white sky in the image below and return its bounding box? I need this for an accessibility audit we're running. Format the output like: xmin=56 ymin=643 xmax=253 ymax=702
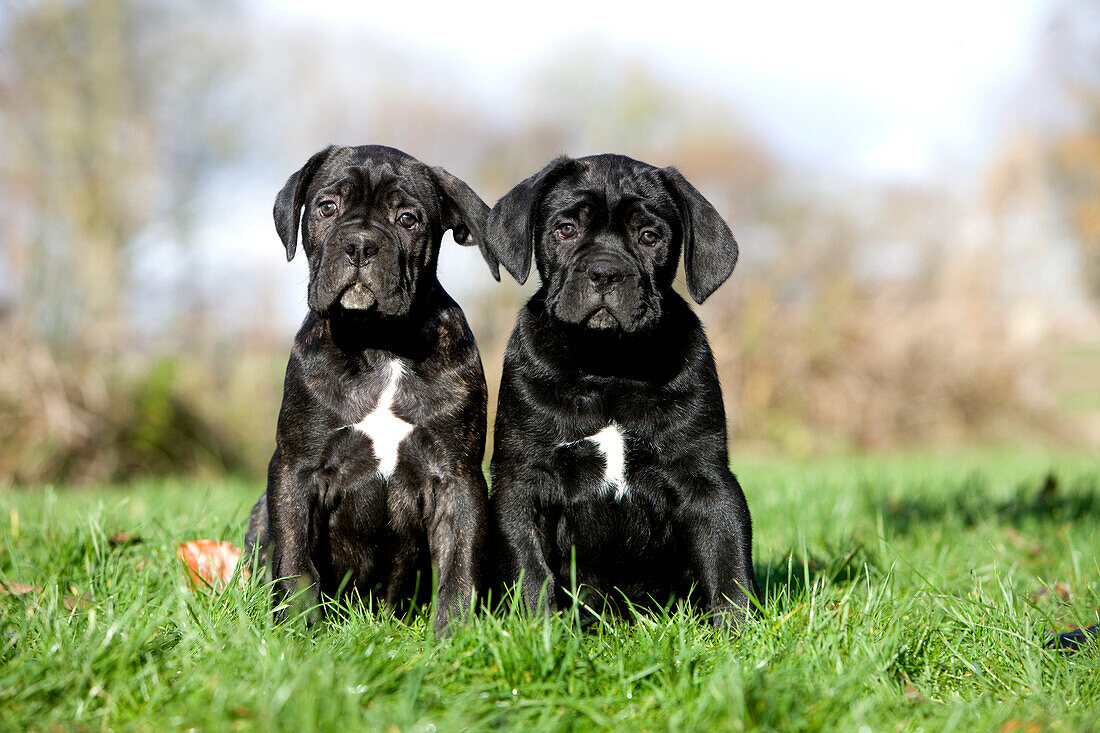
xmin=125 ymin=0 xmax=1062 ymax=338
xmin=257 ymin=0 xmax=1049 ymax=180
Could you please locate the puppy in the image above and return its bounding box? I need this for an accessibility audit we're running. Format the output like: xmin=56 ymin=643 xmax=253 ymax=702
xmin=482 ymin=154 xmax=758 ymax=628
xmin=245 ymin=145 xmax=494 ymax=634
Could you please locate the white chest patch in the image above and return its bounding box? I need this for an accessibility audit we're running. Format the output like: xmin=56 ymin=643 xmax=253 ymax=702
xmin=348 ymin=360 xmax=414 ymax=478
xmin=571 ymin=423 xmax=630 ymax=500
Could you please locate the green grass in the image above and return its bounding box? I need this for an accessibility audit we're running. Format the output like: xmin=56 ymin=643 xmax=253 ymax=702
xmin=2 ymin=451 xmax=1098 ymax=731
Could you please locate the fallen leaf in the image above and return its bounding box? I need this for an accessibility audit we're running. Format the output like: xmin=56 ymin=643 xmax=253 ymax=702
xmin=1004 ymin=528 xmax=1043 ymax=557
xmin=64 ymin=586 xmax=93 ymax=610
xmin=177 ymin=540 xmax=246 ymax=591
xmin=0 ymin=581 xmax=36 ymax=595
xmin=0 ymin=580 xmax=93 ymax=609
xmin=999 ymin=721 xmax=1043 ymax=733
xmin=899 ymin=670 xmax=924 ymax=702
xmin=108 ymin=532 xmax=141 ymax=546
xmin=1031 ymin=581 xmax=1073 ymax=604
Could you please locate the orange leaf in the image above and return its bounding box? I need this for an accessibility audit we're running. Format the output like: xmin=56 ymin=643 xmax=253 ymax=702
xmin=177 ymin=540 xmax=246 ymax=591
xmin=999 ymin=722 xmax=1042 ymax=733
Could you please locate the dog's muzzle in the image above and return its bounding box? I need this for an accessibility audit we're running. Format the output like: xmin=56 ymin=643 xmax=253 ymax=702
xmin=588 ymin=257 xmax=628 ymax=327
xmin=339 ymin=282 xmax=376 ymax=310
xmin=551 ymin=251 xmax=649 ymax=331
xmin=334 ymin=233 xmax=384 ymax=311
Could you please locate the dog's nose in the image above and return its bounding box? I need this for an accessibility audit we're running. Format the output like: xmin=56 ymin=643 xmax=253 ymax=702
xmin=587 ymin=261 xmax=625 ymax=294
xmin=344 ymin=238 xmax=380 ymax=267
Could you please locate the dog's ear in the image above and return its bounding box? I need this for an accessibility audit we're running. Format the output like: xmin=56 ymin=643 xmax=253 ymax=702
xmin=660 ymin=167 xmax=739 ymax=304
xmin=429 ymin=166 xmax=497 ymax=280
xmin=486 ymin=156 xmax=578 ymax=284
xmin=273 ymin=146 xmax=334 ymax=261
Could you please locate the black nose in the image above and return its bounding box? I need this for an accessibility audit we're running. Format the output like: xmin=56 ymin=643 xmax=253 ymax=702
xmin=344 ymin=237 xmax=380 ymax=267
xmin=587 ymin=260 xmax=625 ymax=294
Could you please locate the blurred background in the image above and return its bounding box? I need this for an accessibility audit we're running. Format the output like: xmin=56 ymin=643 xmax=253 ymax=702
xmin=1 ymin=0 xmax=1097 ymax=484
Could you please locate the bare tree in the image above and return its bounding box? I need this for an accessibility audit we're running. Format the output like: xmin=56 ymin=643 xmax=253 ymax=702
xmin=0 ymin=0 xmax=244 ymax=352
xmin=1046 ymin=0 xmax=1100 ymax=301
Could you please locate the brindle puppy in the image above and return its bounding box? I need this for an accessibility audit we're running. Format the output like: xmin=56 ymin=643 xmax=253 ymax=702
xmin=245 ymin=145 xmax=494 ymax=634
xmin=482 ymin=154 xmax=758 ymax=628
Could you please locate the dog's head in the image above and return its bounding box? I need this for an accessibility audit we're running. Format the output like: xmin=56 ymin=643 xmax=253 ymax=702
xmin=275 ymin=145 xmax=492 ymax=317
xmin=483 ymin=154 xmax=738 ymax=332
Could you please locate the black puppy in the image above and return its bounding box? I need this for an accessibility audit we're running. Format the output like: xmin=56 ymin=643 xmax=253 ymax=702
xmin=245 ymin=145 xmax=494 ymax=634
xmin=482 ymin=154 xmax=758 ymax=628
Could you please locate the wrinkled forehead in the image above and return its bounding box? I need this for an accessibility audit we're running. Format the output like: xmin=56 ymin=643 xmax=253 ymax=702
xmin=543 ymin=160 xmax=679 ymax=222
xmin=312 ymin=149 xmax=436 ymax=207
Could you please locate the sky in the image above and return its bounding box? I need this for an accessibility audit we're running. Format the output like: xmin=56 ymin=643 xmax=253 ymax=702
xmin=126 ymin=0 xmax=1072 ymax=337
xmin=257 ymin=0 xmax=1051 ymax=181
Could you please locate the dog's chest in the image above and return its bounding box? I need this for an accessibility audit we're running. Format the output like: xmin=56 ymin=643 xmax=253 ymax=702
xmin=560 ymin=423 xmax=631 ymax=499
xmin=348 ymin=359 xmax=414 ymax=478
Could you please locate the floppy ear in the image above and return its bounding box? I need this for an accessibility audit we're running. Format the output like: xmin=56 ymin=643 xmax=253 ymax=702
xmin=660 ymin=167 xmax=739 ymax=304
xmin=273 ymin=146 xmax=334 ymax=261
xmin=429 ymin=166 xmax=496 ymax=280
xmin=486 ymin=156 xmax=577 ymax=285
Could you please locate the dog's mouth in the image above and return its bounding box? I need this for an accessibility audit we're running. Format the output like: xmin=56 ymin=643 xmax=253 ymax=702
xmin=584 ymin=307 xmax=621 ymax=330
xmin=338 ymin=282 xmax=377 ymax=311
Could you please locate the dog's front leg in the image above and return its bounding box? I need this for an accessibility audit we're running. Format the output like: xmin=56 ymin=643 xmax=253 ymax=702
xmin=427 ymin=468 xmax=488 ymax=636
xmin=679 ymin=472 xmax=759 ymax=631
xmin=243 ymin=493 xmax=269 ymax=570
xmin=266 ymin=462 xmax=320 ymax=622
xmin=492 ymin=465 xmax=558 ymax=616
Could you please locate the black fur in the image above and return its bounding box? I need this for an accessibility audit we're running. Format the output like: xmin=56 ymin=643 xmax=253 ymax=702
xmin=482 ymin=153 xmax=758 ymax=628
xmin=246 ymin=145 xmax=490 ymax=635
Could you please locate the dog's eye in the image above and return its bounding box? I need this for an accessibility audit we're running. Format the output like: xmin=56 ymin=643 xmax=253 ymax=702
xmin=398 ymin=212 xmax=419 ymax=229
xmin=555 ymin=223 xmax=577 ymax=240
xmin=319 ymin=201 xmax=337 ymax=218
xmin=639 ymin=230 xmax=659 ymax=246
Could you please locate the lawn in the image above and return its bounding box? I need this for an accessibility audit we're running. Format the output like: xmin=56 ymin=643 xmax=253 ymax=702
xmin=1 ymin=450 xmax=1097 ymax=731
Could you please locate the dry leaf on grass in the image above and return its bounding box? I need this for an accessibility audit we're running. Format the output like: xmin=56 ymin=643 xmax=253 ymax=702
xmin=999 ymin=721 xmax=1043 ymax=733
xmin=1029 ymin=581 xmax=1072 ymax=603
xmin=0 ymin=580 xmax=93 ymax=609
xmin=0 ymin=581 xmax=36 ymax=595
xmin=108 ymin=532 xmax=141 ymax=546
xmin=177 ymin=540 xmax=247 ymax=591
xmin=1004 ymin=527 xmax=1043 ymax=557
xmin=899 ymin=670 xmax=924 ymax=702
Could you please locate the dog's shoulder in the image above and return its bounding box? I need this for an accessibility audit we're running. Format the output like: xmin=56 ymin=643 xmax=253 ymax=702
xmin=421 ymin=284 xmax=481 ymax=364
xmin=289 ymin=311 xmax=324 ymax=349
